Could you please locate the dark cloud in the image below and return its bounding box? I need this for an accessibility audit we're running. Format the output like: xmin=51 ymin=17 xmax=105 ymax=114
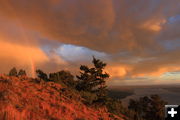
xmin=0 ymin=0 xmax=179 ymax=53
xmin=0 ymin=0 xmax=180 ymax=84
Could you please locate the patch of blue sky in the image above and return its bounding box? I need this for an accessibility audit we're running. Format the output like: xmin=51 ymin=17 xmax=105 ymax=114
xmin=160 ymin=72 xmax=180 ymax=80
xmin=54 ymin=44 xmax=107 ymax=61
xmin=161 ymin=39 xmax=180 ymax=51
xmin=168 ymin=15 xmax=180 ymax=23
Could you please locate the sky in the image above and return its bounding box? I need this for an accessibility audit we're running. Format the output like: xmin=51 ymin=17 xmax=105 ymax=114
xmin=0 ymin=0 xmax=180 ymax=86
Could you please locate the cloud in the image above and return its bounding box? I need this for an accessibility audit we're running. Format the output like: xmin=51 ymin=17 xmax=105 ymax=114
xmin=0 ymin=0 xmax=179 ymax=84
xmin=0 ymin=40 xmax=49 ymax=76
xmin=106 ymin=65 xmax=131 ymax=78
xmin=1 ymin=0 xmax=179 ymax=53
xmin=0 ymin=0 xmax=115 ymax=51
xmin=141 ymin=19 xmax=166 ymax=32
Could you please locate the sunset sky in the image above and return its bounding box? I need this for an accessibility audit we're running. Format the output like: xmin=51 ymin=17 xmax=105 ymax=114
xmin=0 ymin=0 xmax=180 ymax=86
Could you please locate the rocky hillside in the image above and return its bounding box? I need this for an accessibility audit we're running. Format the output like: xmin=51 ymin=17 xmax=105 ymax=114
xmin=0 ymin=75 xmax=125 ymax=120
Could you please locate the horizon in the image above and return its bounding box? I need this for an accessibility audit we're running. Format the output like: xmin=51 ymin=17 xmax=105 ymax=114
xmin=0 ymin=0 xmax=180 ymax=85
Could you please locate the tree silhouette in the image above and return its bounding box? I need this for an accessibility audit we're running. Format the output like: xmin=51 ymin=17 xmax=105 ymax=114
xmin=128 ymin=95 xmax=167 ymax=120
xmin=146 ymin=95 xmax=167 ymax=120
xmin=9 ymin=67 xmax=18 ymax=76
xmin=18 ymin=69 xmax=26 ymax=76
xmin=36 ymin=69 xmax=49 ymax=81
xmin=49 ymin=70 xmax=76 ymax=88
xmin=76 ymin=57 xmax=109 ymax=105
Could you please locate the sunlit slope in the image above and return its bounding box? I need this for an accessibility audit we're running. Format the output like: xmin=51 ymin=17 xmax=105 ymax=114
xmin=0 ymin=75 xmax=124 ymax=120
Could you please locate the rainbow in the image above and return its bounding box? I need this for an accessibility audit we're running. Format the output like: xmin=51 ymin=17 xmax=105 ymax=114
xmin=3 ymin=1 xmax=36 ymax=77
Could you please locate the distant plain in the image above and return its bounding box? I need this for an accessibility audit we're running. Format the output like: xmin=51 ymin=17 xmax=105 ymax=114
xmin=108 ymin=85 xmax=180 ymax=106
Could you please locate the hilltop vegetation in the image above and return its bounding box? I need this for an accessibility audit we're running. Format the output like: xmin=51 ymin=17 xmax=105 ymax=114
xmin=0 ymin=75 xmax=124 ymax=120
xmin=1 ymin=57 xmax=167 ymax=120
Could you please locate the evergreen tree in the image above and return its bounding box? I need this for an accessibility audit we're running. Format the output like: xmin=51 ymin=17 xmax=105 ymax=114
xmin=128 ymin=95 xmax=167 ymax=120
xmin=146 ymin=95 xmax=167 ymax=120
xmin=18 ymin=69 xmax=26 ymax=76
xmin=76 ymin=57 xmax=109 ymax=105
xmin=49 ymin=70 xmax=76 ymax=88
xmin=36 ymin=69 xmax=49 ymax=81
xmin=9 ymin=67 xmax=18 ymax=76
xmin=106 ymin=98 xmax=127 ymax=115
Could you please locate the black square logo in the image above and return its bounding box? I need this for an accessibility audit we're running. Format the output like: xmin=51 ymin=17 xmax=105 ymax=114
xmin=165 ymin=105 xmax=180 ymax=120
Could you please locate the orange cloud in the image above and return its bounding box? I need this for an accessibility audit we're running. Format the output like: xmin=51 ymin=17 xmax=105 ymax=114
xmin=141 ymin=19 xmax=166 ymax=32
xmin=106 ymin=65 xmax=132 ymax=78
xmin=132 ymin=66 xmax=180 ymax=77
xmin=0 ymin=40 xmax=49 ymax=76
xmin=0 ymin=0 xmax=179 ymax=85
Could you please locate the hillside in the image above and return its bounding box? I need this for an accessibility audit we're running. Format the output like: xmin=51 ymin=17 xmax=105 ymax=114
xmin=0 ymin=75 xmax=125 ymax=120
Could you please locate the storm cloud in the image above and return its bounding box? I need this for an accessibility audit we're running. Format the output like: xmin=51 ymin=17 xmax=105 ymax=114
xmin=0 ymin=0 xmax=180 ymax=85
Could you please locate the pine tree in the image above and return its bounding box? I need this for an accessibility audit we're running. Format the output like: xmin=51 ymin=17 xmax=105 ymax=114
xmin=9 ymin=67 xmax=18 ymax=76
xmin=76 ymin=57 xmax=109 ymax=105
xmin=49 ymin=70 xmax=76 ymax=88
xmin=18 ymin=69 xmax=26 ymax=76
xmin=146 ymin=95 xmax=167 ymax=120
xmin=128 ymin=95 xmax=167 ymax=120
xmin=36 ymin=69 xmax=49 ymax=81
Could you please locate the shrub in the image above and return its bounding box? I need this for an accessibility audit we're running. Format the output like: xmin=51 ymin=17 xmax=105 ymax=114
xmin=106 ymin=98 xmax=128 ymax=116
xmin=36 ymin=69 xmax=49 ymax=81
xmin=18 ymin=69 xmax=26 ymax=76
xmin=128 ymin=95 xmax=167 ymax=120
xmin=49 ymin=70 xmax=76 ymax=88
xmin=74 ymin=118 xmax=86 ymax=120
xmin=9 ymin=67 xmax=17 ymax=76
xmin=80 ymin=91 xmax=98 ymax=105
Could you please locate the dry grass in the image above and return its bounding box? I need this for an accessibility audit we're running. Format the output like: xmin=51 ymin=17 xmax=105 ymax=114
xmin=0 ymin=75 xmax=123 ymax=120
